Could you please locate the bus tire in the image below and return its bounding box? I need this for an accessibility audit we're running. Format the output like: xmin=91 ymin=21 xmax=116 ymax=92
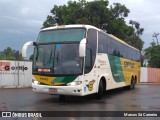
xmin=59 ymin=95 xmax=66 ymax=101
xmin=130 ymin=77 xmax=136 ymax=90
xmin=96 ymin=80 xmax=103 ymax=99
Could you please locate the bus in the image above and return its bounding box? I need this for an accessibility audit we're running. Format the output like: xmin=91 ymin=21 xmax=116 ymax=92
xmin=22 ymin=24 xmax=141 ymax=99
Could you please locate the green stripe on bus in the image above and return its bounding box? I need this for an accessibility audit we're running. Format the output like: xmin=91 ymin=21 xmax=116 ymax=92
xmin=108 ymin=55 xmax=125 ymax=82
xmin=53 ymin=76 xmax=78 ymax=83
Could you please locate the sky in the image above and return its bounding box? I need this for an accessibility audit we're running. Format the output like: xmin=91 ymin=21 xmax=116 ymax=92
xmin=0 ymin=0 xmax=160 ymax=57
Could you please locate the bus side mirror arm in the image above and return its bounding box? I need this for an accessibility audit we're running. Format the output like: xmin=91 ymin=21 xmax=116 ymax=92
xmin=79 ymin=38 xmax=86 ymax=57
xmin=22 ymin=41 xmax=36 ymax=58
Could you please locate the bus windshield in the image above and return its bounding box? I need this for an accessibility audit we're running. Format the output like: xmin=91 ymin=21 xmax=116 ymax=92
xmin=33 ymin=43 xmax=83 ymax=75
xmin=37 ymin=28 xmax=86 ymax=43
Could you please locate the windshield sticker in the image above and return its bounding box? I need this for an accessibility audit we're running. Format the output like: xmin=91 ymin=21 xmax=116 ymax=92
xmin=56 ymin=44 xmax=61 ymax=49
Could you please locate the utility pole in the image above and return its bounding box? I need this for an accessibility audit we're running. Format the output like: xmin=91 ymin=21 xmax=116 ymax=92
xmin=15 ymin=50 xmax=20 ymax=86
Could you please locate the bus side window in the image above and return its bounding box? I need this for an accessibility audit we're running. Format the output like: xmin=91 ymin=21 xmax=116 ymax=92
xmin=123 ymin=45 xmax=127 ymax=59
xmin=117 ymin=42 xmax=123 ymax=57
xmin=136 ymin=51 xmax=141 ymax=62
xmin=98 ymin=32 xmax=108 ymax=53
xmin=85 ymin=48 xmax=92 ymax=73
xmin=85 ymin=28 xmax=97 ymax=73
xmin=111 ymin=40 xmax=116 ymax=56
xmin=108 ymin=38 xmax=114 ymax=55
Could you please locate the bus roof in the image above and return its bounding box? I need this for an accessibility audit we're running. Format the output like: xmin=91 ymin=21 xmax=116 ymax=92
xmin=41 ymin=24 xmax=101 ymax=31
xmin=42 ymin=24 xmax=139 ymax=51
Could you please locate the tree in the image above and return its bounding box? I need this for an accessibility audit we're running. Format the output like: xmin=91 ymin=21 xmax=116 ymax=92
xmin=0 ymin=47 xmax=23 ymax=60
xmin=42 ymin=0 xmax=144 ymax=50
xmin=128 ymin=20 xmax=144 ymax=50
xmin=3 ymin=47 xmax=12 ymax=59
xmin=144 ymin=42 xmax=160 ymax=68
xmin=42 ymin=0 xmax=110 ymax=28
xmin=110 ymin=3 xmax=130 ymax=18
xmin=152 ymin=32 xmax=159 ymax=45
xmin=42 ymin=15 xmax=56 ymax=28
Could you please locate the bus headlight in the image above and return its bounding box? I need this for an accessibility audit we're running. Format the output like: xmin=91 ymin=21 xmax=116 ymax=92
xmin=32 ymin=79 xmax=39 ymax=84
xmin=67 ymin=81 xmax=82 ymax=86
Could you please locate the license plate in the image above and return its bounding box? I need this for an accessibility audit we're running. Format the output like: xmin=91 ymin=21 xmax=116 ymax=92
xmin=49 ymin=88 xmax=57 ymax=93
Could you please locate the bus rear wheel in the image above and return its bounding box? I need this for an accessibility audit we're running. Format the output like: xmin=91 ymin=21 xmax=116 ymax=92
xmin=96 ymin=80 xmax=103 ymax=99
xmin=130 ymin=77 xmax=136 ymax=89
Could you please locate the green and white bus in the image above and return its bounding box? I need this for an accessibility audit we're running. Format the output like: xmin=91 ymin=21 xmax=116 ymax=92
xmin=22 ymin=24 xmax=141 ymax=99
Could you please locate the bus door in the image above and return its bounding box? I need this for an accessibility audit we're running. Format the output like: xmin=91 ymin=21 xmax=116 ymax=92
xmin=83 ymin=48 xmax=98 ymax=95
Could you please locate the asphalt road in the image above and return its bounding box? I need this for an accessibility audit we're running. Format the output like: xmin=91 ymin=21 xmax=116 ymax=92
xmin=0 ymin=84 xmax=160 ymax=120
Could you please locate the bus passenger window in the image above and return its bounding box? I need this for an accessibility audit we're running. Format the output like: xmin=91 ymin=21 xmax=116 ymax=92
xmin=98 ymin=32 xmax=108 ymax=53
xmin=85 ymin=48 xmax=92 ymax=73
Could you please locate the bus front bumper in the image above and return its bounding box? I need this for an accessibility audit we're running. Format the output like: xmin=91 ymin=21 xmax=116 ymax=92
xmin=32 ymin=82 xmax=84 ymax=96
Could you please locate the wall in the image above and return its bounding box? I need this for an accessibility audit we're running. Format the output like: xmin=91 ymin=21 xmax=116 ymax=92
xmin=140 ymin=67 xmax=160 ymax=83
xmin=0 ymin=60 xmax=32 ymax=88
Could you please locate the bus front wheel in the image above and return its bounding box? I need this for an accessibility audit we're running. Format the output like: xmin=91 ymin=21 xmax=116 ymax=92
xmin=59 ymin=95 xmax=66 ymax=101
xmin=96 ymin=80 xmax=103 ymax=99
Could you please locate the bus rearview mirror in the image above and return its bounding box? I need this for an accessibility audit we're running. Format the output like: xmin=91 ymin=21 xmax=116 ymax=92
xmin=22 ymin=41 xmax=36 ymax=58
xmin=79 ymin=38 xmax=86 ymax=57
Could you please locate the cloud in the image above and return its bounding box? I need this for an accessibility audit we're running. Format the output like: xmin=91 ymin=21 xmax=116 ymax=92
xmin=0 ymin=0 xmax=68 ymax=53
xmin=21 ymin=7 xmax=30 ymax=15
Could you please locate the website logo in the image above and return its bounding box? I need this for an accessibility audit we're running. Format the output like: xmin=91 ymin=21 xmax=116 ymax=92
xmin=2 ymin=112 xmax=11 ymax=117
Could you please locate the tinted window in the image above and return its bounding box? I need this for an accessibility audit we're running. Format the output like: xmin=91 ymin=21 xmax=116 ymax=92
xmin=37 ymin=28 xmax=86 ymax=43
xmin=33 ymin=44 xmax=83 ymax=75
xmin=98 ymin=32 xmax=108 ymax=53
xmin=85 ymin=29 xmax=97 ymax=73
xmin=85 ymin=48 xmax=92 ymax=73
xmin=108 ymin=38 xmax=114 ymax=55
xmin=107 ymin=36 xmax=140 ymax=61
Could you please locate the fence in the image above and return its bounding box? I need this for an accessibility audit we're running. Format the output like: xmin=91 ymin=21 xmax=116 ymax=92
xmin=0 ymin=60 xmax=32 ymax=88
xmin=140 ymin=67 xmax=160 ymax=83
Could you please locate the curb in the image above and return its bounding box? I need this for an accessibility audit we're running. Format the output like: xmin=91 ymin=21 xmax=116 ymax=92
xmin=138 ymin=82 xmax=160 ymax=85
xmin=0 ymin=86 xmax=31 ymax=89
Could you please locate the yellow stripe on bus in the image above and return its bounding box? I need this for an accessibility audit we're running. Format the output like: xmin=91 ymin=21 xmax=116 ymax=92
xmin=120 ymin=58 xmax=141 ymax=86
xmin=33 ymin=75 xmax=55 ymax=85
